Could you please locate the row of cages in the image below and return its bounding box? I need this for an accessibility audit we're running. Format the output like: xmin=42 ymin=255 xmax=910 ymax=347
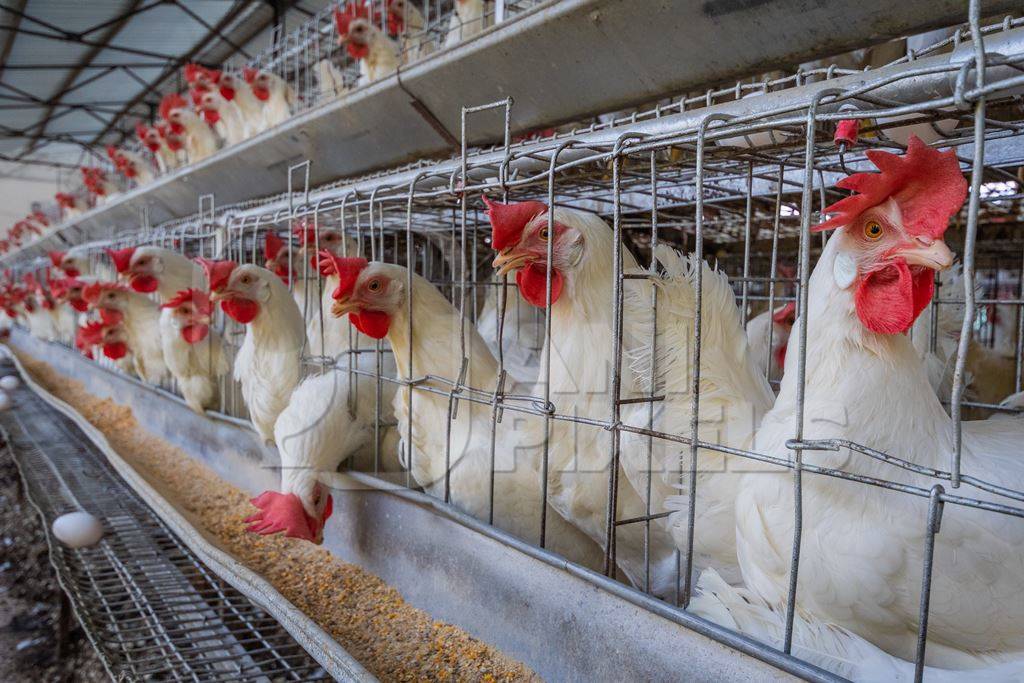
xmin=10 ymin=9 xmax=1024 ymax=681
xmin=39 ymin=0 xmax=544 ymax=218
xmin=30 ymin=12 xmax=1022 ymax=238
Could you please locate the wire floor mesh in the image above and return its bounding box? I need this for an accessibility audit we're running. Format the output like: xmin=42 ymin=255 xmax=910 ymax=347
xmin=0 ymin=359 xmax=332 ymax=683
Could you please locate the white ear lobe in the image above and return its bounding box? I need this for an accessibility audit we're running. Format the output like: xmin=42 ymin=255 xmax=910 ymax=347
xmin=833 ymin=250 xmax=857 ymax=290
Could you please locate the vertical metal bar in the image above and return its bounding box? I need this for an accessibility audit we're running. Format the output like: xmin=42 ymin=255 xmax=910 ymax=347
xmin=764 ymin=163 xmax=785 ymax=380
xmin=642 ymin=150 xmax=659 ymax=593
xmin=605 ymin=150 xmax=625 ymax=579
xmin=739 ymin=161 xmax=753 ymax=327
xmin=1015 ymin=242 xmax=1024 ymax=393
xmin=950 ymin=0 xmax=987 ymax=488
xmin=602 ymin=132 xmax=645 ymax=578
xmin=680 ymin=116 xmax=726 ymax=606
xmin=783 ymin=87 xmax=837 ymax=653
xmin=913 ymin=484 xmax=945 ymax=682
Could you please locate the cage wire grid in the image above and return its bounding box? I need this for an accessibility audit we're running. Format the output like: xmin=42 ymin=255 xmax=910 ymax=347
xmin=0 ymin=360 xmax=331 ymax=681
xmin=6 ymin=4 xmax=1024 ymax=681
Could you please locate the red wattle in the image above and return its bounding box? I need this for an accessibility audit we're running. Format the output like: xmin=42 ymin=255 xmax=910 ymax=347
xmin=516 ymin=263 xmax=564 ymax=308
xmin=169 ymin=122 xmax=185 ymax=135
xmin=347 ymin=42 xmax=370 ymax=59
xmin=349 ymin=310 xmax=390 ymax=339
xmin=70 ymin=299 xmax=88 ymax=313
xmin=63 ymin=267 xmax=80 ymax=277
xmin=202 ymin=109 xmax=220 ymax=125
xmin=219 ymin=86 xmax=236 ymax=100
xmin=221 ymin=298 xmax=260 ymax=324
xmin=910 ymin=267 xmax=935 ymax=324
xmin=854 ymin=259 xmax=923 ymax=335
xmin=252 ymin=87 xmax=269 ymax=101
xmin=129 ymin=274 xmax=159 ymax=293
xmin=774 ymin=343 xmax=788 ymax=372
xmin=103 ymin=342 xmax=128 ymax=360
xmin=181 ymin=323 xmax=210 ymax=344
xmin=99 ymin=309 xmax=124 ymax=325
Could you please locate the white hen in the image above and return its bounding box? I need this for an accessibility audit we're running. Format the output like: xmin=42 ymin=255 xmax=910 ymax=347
xmin=330 ymin=257 xmax=605 ymax=570
xmin=734 ymin=137 xmax=1024 ymax=666
xmin=203 ymin=260 xmax=304 ymax=445
xmin=487 ymin=199 xmax=683 ymax=594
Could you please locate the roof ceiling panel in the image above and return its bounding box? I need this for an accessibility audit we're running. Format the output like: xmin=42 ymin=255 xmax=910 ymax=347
xmin=61 ymin=67 xmax=148 ymax=107
xmin=92 ymin=2 xmax=237 ymax=64
xmin=0 ymin=106 xmax=47 ymax=130
xmin=1 ymin=67 xmax=73 ymax=103
xmin=44 ymin=109 xmax=112 ymax=137
xmin=4 ymin=34 xmax=91 ymax=67
xmin=0 ymin=1 xmax=280 ymax=174
xmin=25 ymin=1 xmax=134 ymax=34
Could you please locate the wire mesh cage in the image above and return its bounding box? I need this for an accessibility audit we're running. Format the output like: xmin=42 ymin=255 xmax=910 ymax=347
xmin=9 ymin=4 xmax=1024 ymax=679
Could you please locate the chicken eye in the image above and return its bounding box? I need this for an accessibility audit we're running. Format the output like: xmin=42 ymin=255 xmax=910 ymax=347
xmin=864 ymin=221 xmax=883 ymax=240
xmin=367 ymin=279 xmax=381 ymax=292
xmin=240 ymin=275 xmax=251 ymax=284
xmin=538 ymin=226 xmax=550 ymax=241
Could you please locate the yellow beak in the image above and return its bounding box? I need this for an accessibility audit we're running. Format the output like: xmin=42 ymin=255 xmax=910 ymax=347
xmin=331 ymin=299 xmax=359 ymax=318
xmin=492 ymin=250 xmax=533 ymax=277
xmin=900 ymin=240 xmax=954 ymax=271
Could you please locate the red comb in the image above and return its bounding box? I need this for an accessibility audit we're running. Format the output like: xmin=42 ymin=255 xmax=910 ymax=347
xmin=195 ymin=258 xmax=235 ymax=292
xmin=387 ymin=1 xmax=404 ymax=35
xmin=334 ymin=1 xmax=371 ymax=36
xmin=320 ymin=253 xmax=366 ymax=297
xmin=159 ymin=92 xmax=187 ymax=121
xmin=264 ymin=231 xmax=285 ymax=261
xmin=183 ymin=63 xmax=206 ymax=84
xmin=292 ymin=221 xmax=315 ymax=246
xmin=244 ymin=491 xmax=322 ymax=543
xmin=135 ymin=123 xmax=148 ymax=140
xmin=772 ymin=302 xmax=796 ymax=325
xmin=816 ymin=135 xmax=968 ymax=239
xmin=48 ymin=251 xmax=65 ymax=268
xmin=242 ymin=67 xmax=258 ymax=84
xmin=483 ymin=196 xmax=548 ymax=251
xmin=81 ymin=282 xmax=102 ymax=305
xmin=105 ymin=247 xmax=136 ymax=273
xmin=76 ymin=321 xmax=104 ymax=348
xmin=162 ymin=288 xmax=213 ymax=315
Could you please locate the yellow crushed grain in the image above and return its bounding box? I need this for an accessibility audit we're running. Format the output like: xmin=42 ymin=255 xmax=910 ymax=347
xmin=17 ymin=351 xmax=541 ymax=682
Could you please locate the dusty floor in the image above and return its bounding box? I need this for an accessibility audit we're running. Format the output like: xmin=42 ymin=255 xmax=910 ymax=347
xmin=0 ymin=449 xmax=107 ymax=683
xmin=17 ymin=351 xmax=540 ymax=682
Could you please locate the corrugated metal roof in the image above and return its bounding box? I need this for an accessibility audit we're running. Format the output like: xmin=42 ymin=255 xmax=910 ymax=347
xmin=0 ymin=0 xmax=331 ymax=220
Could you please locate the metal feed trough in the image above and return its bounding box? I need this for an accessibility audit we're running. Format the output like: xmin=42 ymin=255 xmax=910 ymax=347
xmin=4 ymin=2 xmax=1024 ymax=681
xmin=0 ymin=355 xmax=369 ymax=681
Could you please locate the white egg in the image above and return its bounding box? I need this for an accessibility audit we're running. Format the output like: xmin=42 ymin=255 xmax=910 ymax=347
xmin=0 ymin=392 xmax=11 ymax=411
xmin=0 ymin=375 xmax=19 ymax=391
xmin=52 ymin=512 xmax=104 ymax=548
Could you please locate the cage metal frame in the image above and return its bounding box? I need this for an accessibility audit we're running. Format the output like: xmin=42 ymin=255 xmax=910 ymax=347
xmin=10 ymin=7 xmax=1024 ymax=681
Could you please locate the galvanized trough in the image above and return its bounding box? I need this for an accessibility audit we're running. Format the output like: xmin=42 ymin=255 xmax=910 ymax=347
xmin=9 ymin=329 xmax=826 ymax=681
